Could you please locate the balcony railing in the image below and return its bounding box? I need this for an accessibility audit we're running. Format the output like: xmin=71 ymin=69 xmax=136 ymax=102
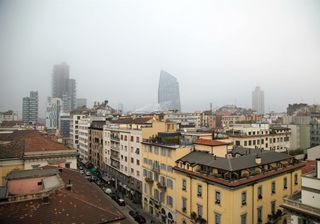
xmin=282 ymin=197 xmax=320 ymax=219
xmin=157 ymin=182 xmax=167 ymax=190
xmin=145 ymin=177 xmax=154 ymax=183
xmin=110 ymin=136 xmax=120 ymax=142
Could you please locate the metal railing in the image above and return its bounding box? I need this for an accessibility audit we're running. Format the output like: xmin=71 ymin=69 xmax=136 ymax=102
xmin=283 ymin=197 xmax=320 ymax=217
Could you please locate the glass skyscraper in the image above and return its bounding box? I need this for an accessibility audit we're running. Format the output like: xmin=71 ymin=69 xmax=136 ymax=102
xmin=158 ymin=70 xmax=181 ymax=111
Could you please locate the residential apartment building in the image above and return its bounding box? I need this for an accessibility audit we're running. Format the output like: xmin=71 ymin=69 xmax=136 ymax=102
xmin=310 ymin=114 xmax=320 ymax=147
xmin=165 ymin=112 xmax=200 ymax=129
xmin=142 ymin=132 xmax=193 ymax=224
xmin=90 ymin=121 xmax=105 ymax=168
xmin=220 ymin=115 xmax=246 ymax=129
xmin=78 ymin=116 xmax=91 ymax=161
xmin=70 ymin=113 xmax=86 ymax=151
xmin=0 ymin=110 xmax=18 ymax=124
xmin=104 ymin=118 xmax=176 ymax=204
xmin=22 ymin=91 xmax=39 ymax=124
xmin=282 ymin=159 xmax=320 ymax=223
xmin=226 ymin=124 xmax=291 ymax=152
xmin=174 ymin=147 xmax=303 ymax=224
xmin=59 ymin=112 xmax=70 ymax=138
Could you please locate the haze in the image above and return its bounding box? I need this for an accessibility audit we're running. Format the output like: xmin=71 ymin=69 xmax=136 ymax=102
xmin=1 ymin=0 xmax=320 ymax=117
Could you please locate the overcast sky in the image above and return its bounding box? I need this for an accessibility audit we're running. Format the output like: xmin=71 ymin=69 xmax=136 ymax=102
xmin=0 ymin=0 xmax=320 ymax=117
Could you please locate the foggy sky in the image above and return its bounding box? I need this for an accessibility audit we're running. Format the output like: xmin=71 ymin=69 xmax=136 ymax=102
xmin=1 ymin=0 xmax=320 ymax=117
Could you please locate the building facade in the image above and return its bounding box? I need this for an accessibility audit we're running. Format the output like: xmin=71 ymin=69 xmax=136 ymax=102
xmin=22 ymin=91 xmax=39 ymax=124
xmin=226 ymin=124 xmax=291 ymax=152
xmin=282 ymin=159 xmax=320 ymax=224
xmin=310 ymin=114 xmax=320 ymax=147
xmin=174 ymin=148 xmax=303 ymax=224
xmin=45 ymin=97 xmax=62 ymax=129
xmin=158 ymin=70 xmax=181 ymax=112
xmin=59 ymin=112 xmax=70 ymax=138
xmin=252 ymin=86 xmax=265 ymax=115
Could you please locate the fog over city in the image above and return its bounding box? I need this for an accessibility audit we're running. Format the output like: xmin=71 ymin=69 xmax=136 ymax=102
xmin=1 ymin=0 xmax=320 ymax=117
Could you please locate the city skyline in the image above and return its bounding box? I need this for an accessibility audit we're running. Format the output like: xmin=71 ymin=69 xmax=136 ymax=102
xmin=1 ymin=0 xmax=320 ymax=116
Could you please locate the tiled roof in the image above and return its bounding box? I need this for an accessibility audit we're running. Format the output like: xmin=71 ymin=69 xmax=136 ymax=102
xmin=194 ymin=138 xmax=231 ymax=146
xmin=302 ymin=160 xmax=316 ymax=174
xmin=0 ymin=168 xmax=127 ymax=224
xmin=177 ymin=150 xmax=293 ymax=171
xmin=6 ymin=169 xmax=59 ymax=180
xmin=0 ymin=130 xmax=73 ymax=160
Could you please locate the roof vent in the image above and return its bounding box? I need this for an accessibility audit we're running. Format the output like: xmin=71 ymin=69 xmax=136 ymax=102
xmin=255 ymin=155 xmax=261 ymax=165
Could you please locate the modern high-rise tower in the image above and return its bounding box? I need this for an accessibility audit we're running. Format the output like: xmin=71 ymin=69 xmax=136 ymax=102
xmin=158 ymin=70 xmax=181 ymax=111
xmin=52 ymin=63 xmax=76 ymax=111
xmin=252 ymin=86 xmax=265 ymax=115
xmin=22 ymin=91 xmax=39 ymax=123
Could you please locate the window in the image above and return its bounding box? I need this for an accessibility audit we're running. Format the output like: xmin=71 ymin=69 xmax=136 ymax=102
xmin=136 ymin=137 xmax=139 ymax=143
xmin=148 ymin=159 xmax=153 ymax=166
xmin=215 ymin=191 xmax=221 ymax=204
xmin=167 ymin=196 xmax=173 ymax=207
xmin=160 ymin=163 xmax=166 ymax=170
xmin=258 ymin=186 xmax=262 ymax=199
xmin=253 ymin=140 xmax=256 ymax=145
xmin=131 ymin=158 xmax=134 ymax=163
xmin=37 ymin=181 xmax=42 ymax=186
xmin=257 ymin=207 xmax=262 ymax=224
xmin=143 ymin=158 xmax=147 ymax=164
xmin=143 ymin=169 xmax=147 ymax=177
xmin=136 ymin=170 xmax=140 ymax=176
xmin=149 ymin=146 xmax=152 ymax=153
xmin=182 ymin=179 xmax=187 ymax=191
xmin=197 ymin=185 xmax=202 ymax=197
xmin=161 ymin=148 xmax=166 ymax=156
xmin=131 ymin=168 xmax=134 ymax=174
xmin=294 ymin=174 xmax=298 ymax=185
xmin=167 ymin=149 xmax=171 ymax=157
xmin=271 ymin=201 xmax=276 ymax=214
xmin=154 ymin=147 xmax=159 ymax=154
xmin=136 ymin=159 xmax=140 ymax=165
xmin=244 ymin=141 xmax=247 ymax=146
xmin=131 ymin=147 xmax=133 ymax=153
xmin=125 ymin=156 xmax=127 ymax=162
xmin=236 ymin=140 xmax=240 ymax=146
xmin=182 ymin=197 xmax=187 ymax=213
xmin=272 ymin=181 xmax=276 ymax=194
xmin=215 ymin=213 xmax=221 ymax=224
xmin=284 ymin=177 xmax=288 ymax=189
xmin=160 ymin=192 xmax=164 ymax=203
xmin=197 ymin=204 xmax=203 ymax=217
xmin=154 ymin=189 xmax=159 ymax=201
xmin=167 ymin=178 xmax=173 ymax=189
xmin=241 ymin=213 xmax=247 ymax=224
xmin=241 ymin=191 xmax=247 ymax=205
xmin=135 ymin=148 xmax=140 ymax=154
xmin=130 ymin=136 xmax=134 ymax=141
xmin=124 ymin=135 xmax=127 ymax=141
xmin=167 ymin=166 xmax=173 ymax=173
xmin=249 ymin=140 xmax=252 ymax=146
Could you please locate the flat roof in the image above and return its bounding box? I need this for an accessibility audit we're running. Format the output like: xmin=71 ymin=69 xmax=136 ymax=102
xmin=6 ymin=169 xmax=59 ymax=180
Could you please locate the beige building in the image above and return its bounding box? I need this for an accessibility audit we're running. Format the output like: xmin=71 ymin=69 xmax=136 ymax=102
xmin=226 ymin=124 xmax=291 ymax=152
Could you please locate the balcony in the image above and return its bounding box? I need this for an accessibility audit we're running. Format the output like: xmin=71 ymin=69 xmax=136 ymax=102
xmin=267 ymin=210 xmax=283 ymax=224
xmin=110 ymin=154 xmax=120 ymax=161
xmin=157 ymin=182 xmax=167 ymax=191
xmin=145 ymin=177 xmax=154 ymax=184
xmin=153 ymin=165 xmax=160 ymax=173
xmin=111 ymin=145 xmax=120 ymax=151
xmin=282 ymin=193 xmax=320 ymax=220
xmin=110 ymin=136 xmax=120 ymax=142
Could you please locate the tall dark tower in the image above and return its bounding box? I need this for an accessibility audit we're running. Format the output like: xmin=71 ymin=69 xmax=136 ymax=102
xmin=52 ymin=63 xmax=69 ymax=98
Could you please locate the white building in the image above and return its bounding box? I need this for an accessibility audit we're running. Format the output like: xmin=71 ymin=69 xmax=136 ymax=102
xmin=0 ymin=110 xmax=18 ymax=124
xmin=282 ymin=159 xmax=320 ymax=223
xmin=78 ymin=116 xmax=91 ymax=161
xmin=45 ymin=97 xmax=62 ymax=129
xmin=252 ymin=86 xmax=265 ymax=115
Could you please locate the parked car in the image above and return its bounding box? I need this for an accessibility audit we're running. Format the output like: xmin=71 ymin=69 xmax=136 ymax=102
xmin=85 ymin=171 xmax=91 ymax=176
xmin=104 ymin=188 xmax=112 ymax=195
xmin=116 ymin=198 xmax=125 ymax=206
xmin=80 ymin=170 xmax=84 ymax=174
xmin=79 ymin=166 xmax=83 ymax=170
xmin=129 ymin=211 xmax=146 ymax=224
xmin=110 ymin=193 xmax=118 ymax=201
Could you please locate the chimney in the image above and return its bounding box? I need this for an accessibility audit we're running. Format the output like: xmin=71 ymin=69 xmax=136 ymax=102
xmin=66 ymin=179 xmax=72 ymax=190
xmin=255 ymin=155 xmax=261 ymax=165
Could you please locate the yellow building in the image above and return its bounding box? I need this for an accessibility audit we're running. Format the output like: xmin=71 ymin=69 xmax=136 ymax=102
xmin=142 ymin=132 xmax=192 ymax=224
xmin=174 ymin=148 xmax=303 ymax=224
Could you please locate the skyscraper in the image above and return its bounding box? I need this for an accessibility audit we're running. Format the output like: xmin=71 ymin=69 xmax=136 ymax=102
xmin=252 ymin=86 xmax=265 ymax=115
xmin=52 ymin=63 xmax=76 ymax=111
xmin=45 ymin=97 xmax=62 ymax=129
xmin=22 ymin=91 xmax=39 ymax=123
xmin=52 ymin=63 xmax=69 ymax=98
xmin=158 ymin=70 xmax=181 ymax=111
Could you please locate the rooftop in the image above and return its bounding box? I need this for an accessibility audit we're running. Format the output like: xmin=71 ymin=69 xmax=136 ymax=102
xmin=111 ymin=117 xmax=152 ymax=124
xmin=176 ymin=149 xmax=293 ymax=171
xmin=0 ymin=168 xmax=128 ymax=224
xmin=6 ymin=169 xmax=59 ymax=180
xmin=0 ymin=130 xmax=74 ymax=160
xmin=194 ymin=138 xmax=231 ymax=147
